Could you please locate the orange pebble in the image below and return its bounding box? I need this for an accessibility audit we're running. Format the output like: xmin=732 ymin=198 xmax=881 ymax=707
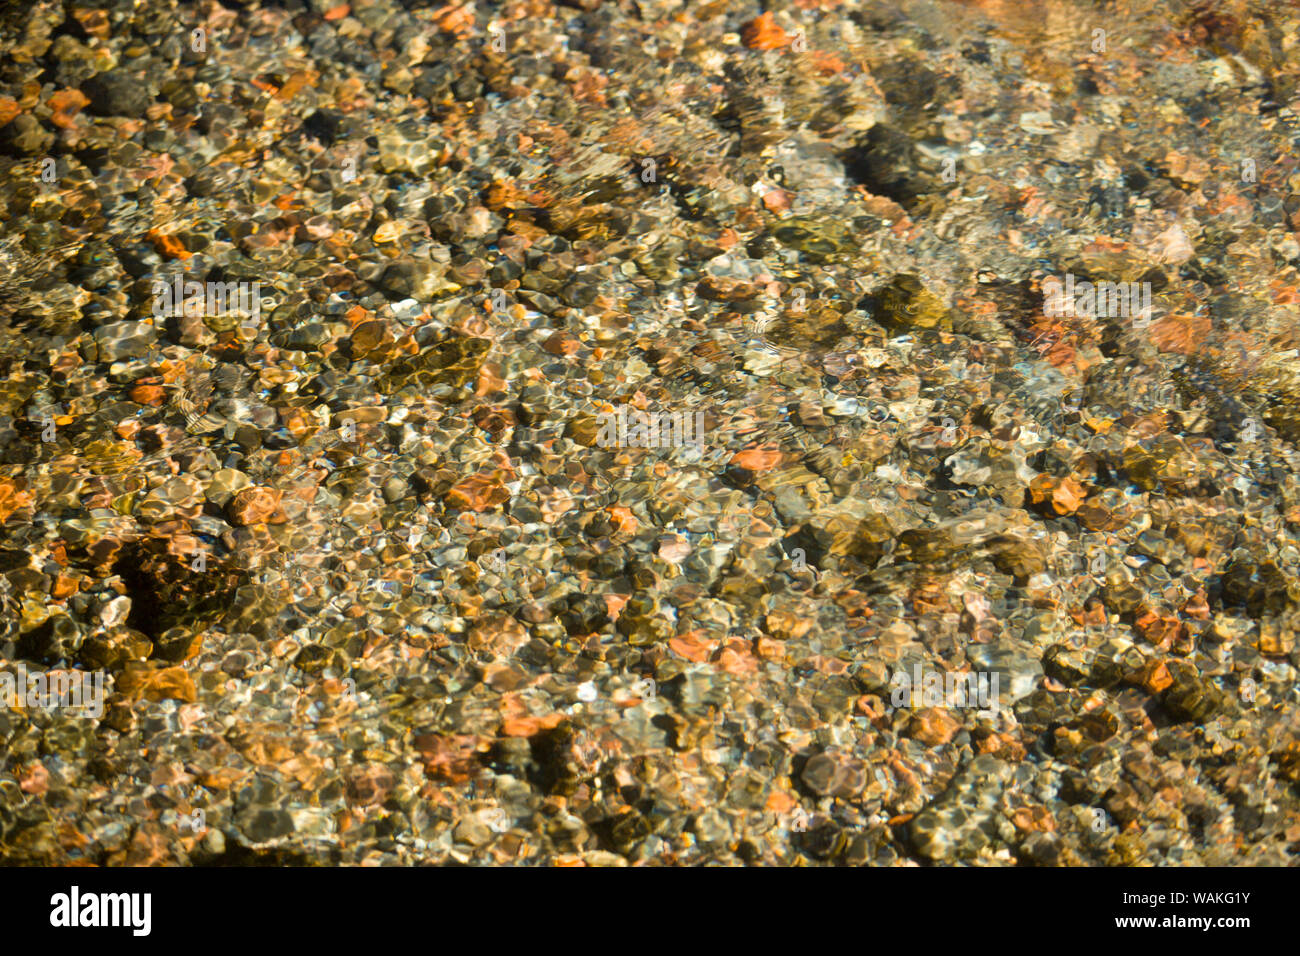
xmin=130 ymin=384 xmax=167 ymax=406
xmin=741 ymin=12 xmax=790 ymax=51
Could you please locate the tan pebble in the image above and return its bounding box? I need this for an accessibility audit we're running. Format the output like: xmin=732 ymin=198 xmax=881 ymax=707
xmin=227 ymin=486 xmax=282 ymax=525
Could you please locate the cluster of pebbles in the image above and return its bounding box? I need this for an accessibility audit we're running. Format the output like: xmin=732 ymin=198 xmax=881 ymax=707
xmin=1 ymin=0 xmax=1300 ymax=865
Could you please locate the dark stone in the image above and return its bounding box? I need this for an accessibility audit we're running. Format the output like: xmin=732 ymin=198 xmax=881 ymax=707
xmin=236 ymin=808 xmax=295 ymax=844
xmin=0 ymin=114 xmax=53 ymax=156
xmin=81 ymin=70 xmax=152 ymax=118
xmin=841 ymin=125 xmax=937 ymax=207
xmin=302 ymin=109 xmax=344 ymax=146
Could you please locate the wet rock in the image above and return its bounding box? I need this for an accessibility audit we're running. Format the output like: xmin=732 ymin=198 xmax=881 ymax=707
xmin=0 ymin=114 xmax=53 ymax=156
xmin=770 ymin=216 xmax=854 ymax=259
xmin=234 ymin=808 xmax=295 ymax=847
xmin=908 ymin=756 xmax=1014 ymax=862
xmin=841 ymin=125 xmax=941 ymax=208
xmin=227 ymin=487 xmax=282 ymax=526
xmin=89 ymin=321 xmax=156 ymax=362
xmin=375 ymin=256 xmax=447 ymax=300
xmin=867 ymin=274 xmax=953 ymax=332
xmin=800 ymin=751 xmax=868 ymax=798
xmin=115 ymin=663 xmax=197 ymax=703
xmin=1161 ymin=661 xmax=1227 ymax=723
xmin=81 ymin=70 xmax=152 ymax=118
xmin=907 ymin=707 xmax=963 ymax=746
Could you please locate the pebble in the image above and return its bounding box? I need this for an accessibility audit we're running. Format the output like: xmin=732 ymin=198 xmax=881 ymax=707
xmin=3 ymin=0 xmax=1298 ymax=871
